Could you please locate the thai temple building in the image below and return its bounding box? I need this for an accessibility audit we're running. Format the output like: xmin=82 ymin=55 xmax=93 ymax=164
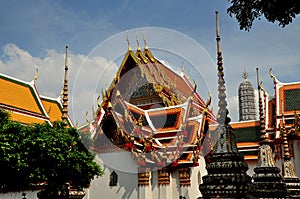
xmin=1 ymin=11 xmax=300 ymax=199
xmin=0 ymin=46 xmax=74 ymax=199
xmin=86 ymin=27 xmax=217 ymax=198
xmin=83 ymin=12 xmax=300 ymax=199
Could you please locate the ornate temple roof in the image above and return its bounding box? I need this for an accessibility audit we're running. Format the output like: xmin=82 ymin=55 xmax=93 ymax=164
xmin=268 ymin=68 xmax=300 ymax=138
xmin=92 ymin=34 xmax=216 ymax=168
xmin=0 ymin=73 xmax=50 ymax=124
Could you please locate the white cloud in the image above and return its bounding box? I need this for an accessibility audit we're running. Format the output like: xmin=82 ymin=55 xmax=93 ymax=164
xmin=0 ymin=43 xmax=117 ymax=124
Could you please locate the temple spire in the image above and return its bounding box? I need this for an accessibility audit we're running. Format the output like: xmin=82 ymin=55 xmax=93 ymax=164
xmin=251 ymin=68 xmax=287 ymax=198
xmin=61 ymin=45 xmax=69 ymax=125
xmin=215 ymin=11 xmax=228 ymax=124
xmin=199 ymin=11 xmax=250 ymax=198
xmin=281 ymin=102 xmax=291 ymax=160
xmin=256 ymin=68 xmax=268 ymax=144
xmin=279 ymin=102 xmax=300 ymax=197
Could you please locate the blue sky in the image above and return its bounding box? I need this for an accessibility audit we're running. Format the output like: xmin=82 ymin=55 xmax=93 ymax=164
xmin=1 ymin=1 xmax=300 ymax=123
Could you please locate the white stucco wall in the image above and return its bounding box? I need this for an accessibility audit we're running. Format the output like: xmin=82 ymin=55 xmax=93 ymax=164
xmin=88 ymin=153 xmax=208 ymax=199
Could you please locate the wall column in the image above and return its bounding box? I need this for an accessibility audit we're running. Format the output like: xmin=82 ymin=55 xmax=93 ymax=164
xmin=138 ymin=167 xmax=151 ymax=199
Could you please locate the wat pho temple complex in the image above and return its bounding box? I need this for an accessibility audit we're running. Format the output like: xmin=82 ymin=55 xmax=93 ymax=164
xmin=1 ymin=12 xmax=300 ymax=199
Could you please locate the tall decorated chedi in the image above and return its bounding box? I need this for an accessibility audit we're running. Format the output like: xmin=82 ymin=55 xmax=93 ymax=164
xmin=251 ymin=68 xmax=287 ymax=198
xmin=280 ymin=111 xmax=300 ymax=198
xmin=238 ymin=68 xmax=256 ymax=121
xmin=199 ymin=11 xmax=251 ymax=198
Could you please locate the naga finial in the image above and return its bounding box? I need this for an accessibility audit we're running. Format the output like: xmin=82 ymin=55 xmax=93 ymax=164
xmin=205 ymin=92 xmax=211 ymax=109
xmin=85 ymin=111 xmax=90 ymax=124
xmin=269 ymin=68 xmax=278 ymax=84
xmin=126 ymin=30 xmax=132 ymax=51
xmin=193 ymin=79 xmax=197 ymax=93
xmin=97 ymin=95 xmax=101 ymax=107
xmin=143 ymin=33 xmax=148 ymax=50
xmin=136 ymin=31 xmax=141 ymax=51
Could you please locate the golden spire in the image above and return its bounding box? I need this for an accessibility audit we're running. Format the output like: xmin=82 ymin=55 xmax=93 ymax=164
xmin=256 ymin=68 xmax=268 ymax=144
xmin=243 ymin=68 xmax=248 ymax=80
xmin=126 ymin=30 xmax=132 ymax=51
xmin=143 ymin=33 xmax=149 ymax=50
xmin=61 ymin=45 xmax=69 ymax=125
xmin=215 ymin=11 xmax=228 ymax=124
xmin=136 ymin=32 xmax=141 ymax=51
xmin=181 ymin=61 xmax=184 ymax=74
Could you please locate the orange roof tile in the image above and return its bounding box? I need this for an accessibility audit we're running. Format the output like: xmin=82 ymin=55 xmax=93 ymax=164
xmin=41 ymin=97 xmax=63 ymax=123
xmin=41 ymin=96 xmax=73 ymax=127
xmin=10 ymin=111 xmax=47 ymax=124
xmin=0 ymin=76 xmax=45 ymax=115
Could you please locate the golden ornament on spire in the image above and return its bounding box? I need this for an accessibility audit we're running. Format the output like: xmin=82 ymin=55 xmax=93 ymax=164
xmin=243 ymin=68 xmax=248 ymax=80
xmin=33 ymin=68 xmax=39 ymax=83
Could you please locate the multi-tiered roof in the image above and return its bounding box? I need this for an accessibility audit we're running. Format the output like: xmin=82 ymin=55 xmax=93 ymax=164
xmin=92 ymin=34 xmax=216 ymax=169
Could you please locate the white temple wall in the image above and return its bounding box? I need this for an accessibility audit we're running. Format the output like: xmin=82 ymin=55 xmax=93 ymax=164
xmin=88 ymin=153 xmax=208 ymax=199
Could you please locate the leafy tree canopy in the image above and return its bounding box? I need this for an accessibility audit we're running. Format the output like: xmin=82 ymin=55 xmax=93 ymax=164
xmin=0 ymin=109 xmax=103 ymax=193
xmin=227 ymin=0 xmax=300 ymax=31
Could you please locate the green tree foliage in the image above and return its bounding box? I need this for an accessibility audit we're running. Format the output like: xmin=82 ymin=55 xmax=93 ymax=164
xmin=227 ymin=0 xmax=300 ymax=31
xmin=0 ymin=109 xmax=102 ymax=193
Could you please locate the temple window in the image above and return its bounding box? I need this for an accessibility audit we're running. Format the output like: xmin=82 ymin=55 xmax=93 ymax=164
xmin=109 ymin=171 xmax=118 ymax=186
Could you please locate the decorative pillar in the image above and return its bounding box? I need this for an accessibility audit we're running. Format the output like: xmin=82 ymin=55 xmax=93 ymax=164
xmin=138 ymin=167 xmax=151 ymax=199
xmin=138 ymin=167 xmax=150 ymax=186
xmin=178 ymin=167 xmax=191 ymax=186
xmin=158 ymin=168 xmax=172 ymax=199
xmin=158 ymin=168 xmax=170 ymax=185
